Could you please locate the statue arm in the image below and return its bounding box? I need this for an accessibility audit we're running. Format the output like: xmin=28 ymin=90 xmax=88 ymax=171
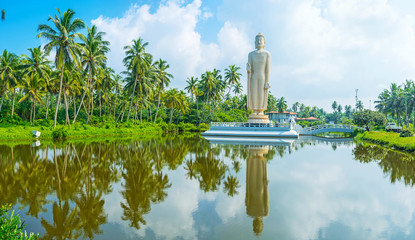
xmin=264 ymin=53 xmax=271 ymax=89
xmin=247 ymin=53 xmax=252 ymax=110
xmin=247 ymin=53 xmax=252 ymax=81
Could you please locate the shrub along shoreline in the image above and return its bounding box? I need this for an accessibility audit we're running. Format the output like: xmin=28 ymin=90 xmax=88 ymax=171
xmin=0 ymin=122 xmax=209 ymax=142
xmin=355 ymin=131 xmax=415 ymax=153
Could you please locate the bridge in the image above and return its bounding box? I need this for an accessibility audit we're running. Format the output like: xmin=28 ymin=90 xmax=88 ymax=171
xmin=295 ymin=124 xmax=356 ymax=136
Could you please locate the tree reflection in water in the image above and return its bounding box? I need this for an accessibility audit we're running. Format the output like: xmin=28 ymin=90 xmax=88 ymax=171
xmin=0 ymin=135 xmax=359 ymax=239
xmin=353 ymin=143 xmax=415 ymax=186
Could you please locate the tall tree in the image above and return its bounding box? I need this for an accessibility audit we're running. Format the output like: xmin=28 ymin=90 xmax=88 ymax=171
xmin=356 ymin=100 xmax=364 ymax=111
xmin=331 ymin=101 xmax=338 ymax=113
xmin=18 ymin=73 xmax=45 ymax=125
xmin=76 ymin=25 xmax=109 ymax=124
xmin=292 ymin=102 xmax=300 ymax=112
xmin=0 ymin=50 xmax=19 ymax=112
xmin=123 ymin=38 xmax=151 ymax=122
xmin=184 ymin=77 xmax=198 ymax=102
xmin=37 ymin=8 xmax=85 ymax=128
xmin=224 ymin=64 xmax=241 ymax=97
xmin=276 ymin=97 xmax=287 ymax=113
xmin=21 ymin=46 xmax=52 ymax=118
xmin=153 ymin=59 xmax=172 ymax=123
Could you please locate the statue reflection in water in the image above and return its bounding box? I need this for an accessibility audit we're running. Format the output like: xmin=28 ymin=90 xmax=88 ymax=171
xmin=245 ymin=145 xmax=269 ymax=236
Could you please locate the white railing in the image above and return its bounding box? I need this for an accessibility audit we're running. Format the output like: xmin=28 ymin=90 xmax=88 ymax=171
xmin=296 ymin=124 xmax=355 ymax=134
xmin=210 ymin=122 xmax=290 ymax=128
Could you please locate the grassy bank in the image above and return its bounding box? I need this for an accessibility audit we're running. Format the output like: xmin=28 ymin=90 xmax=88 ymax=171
xmin=356 ymin=131 xmax=415 ymax=153
xmin=0 ymin=122 xmax=209 ymax=142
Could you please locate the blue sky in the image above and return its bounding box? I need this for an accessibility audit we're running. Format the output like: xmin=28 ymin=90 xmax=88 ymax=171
xmin=2 ymin=0 xmax=415 ymax=111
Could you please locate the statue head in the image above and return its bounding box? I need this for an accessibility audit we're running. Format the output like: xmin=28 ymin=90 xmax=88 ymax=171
xmin=253 ymin=217 xmax=264 ymax=236
xmin=255 ymin=33 xmax=265 ymax=50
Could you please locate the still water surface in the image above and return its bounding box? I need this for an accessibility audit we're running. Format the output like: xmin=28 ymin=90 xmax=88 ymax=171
xmin=1 ymin=135 xmax=415 ymax=239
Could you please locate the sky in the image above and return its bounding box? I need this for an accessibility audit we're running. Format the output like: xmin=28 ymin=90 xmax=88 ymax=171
xmin=2 ymin=0 xmax=415 ymax=111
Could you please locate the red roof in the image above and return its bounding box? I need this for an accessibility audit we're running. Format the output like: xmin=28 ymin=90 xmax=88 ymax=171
xmin=268 ymin=111 xmax=298 ymax=115
xmin=296 ymin=117 xmax=319 ymax=121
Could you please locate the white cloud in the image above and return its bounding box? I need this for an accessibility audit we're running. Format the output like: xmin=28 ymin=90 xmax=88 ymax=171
xmin=92 ymin=0 xmax=415 ymax=111
xmin=91 ymin=0 xmax=250 ymax=90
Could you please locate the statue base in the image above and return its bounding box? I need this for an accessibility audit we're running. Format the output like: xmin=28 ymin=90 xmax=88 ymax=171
xmin=248 ymin=114 xmax=270 ymax=124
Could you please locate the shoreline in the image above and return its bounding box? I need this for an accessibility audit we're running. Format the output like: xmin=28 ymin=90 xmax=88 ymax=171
xmin=355 ymin=131 xmax=415 ymax=153
xmin=0 ymin=122 xmax=207 ymax=144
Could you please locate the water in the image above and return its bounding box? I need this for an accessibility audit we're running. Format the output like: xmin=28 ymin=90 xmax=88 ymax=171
xmin=1 ymin=134 xmax=415 ymax=240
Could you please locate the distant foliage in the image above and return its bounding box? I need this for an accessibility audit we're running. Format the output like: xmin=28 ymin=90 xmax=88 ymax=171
xmin=297 ymin=120 xmax=325 ymax=127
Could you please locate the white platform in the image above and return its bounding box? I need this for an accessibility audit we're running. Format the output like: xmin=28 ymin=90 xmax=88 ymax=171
xmin=203 ymin=136 xmax=296 ymax=146
xmin=201 ymin=122 xmax=299 ymax=138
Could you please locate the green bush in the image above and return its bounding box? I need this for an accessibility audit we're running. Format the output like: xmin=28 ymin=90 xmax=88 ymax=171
xmin=155 ymin=117 xmax=163 ymax=124
xmin=0 ymin=204 xmax=39 ymax=240
xmin=353 ymin=110 xmax=387 ymax=131
xmin=34 ymin=118 xmax=51 ymax=127
xmin=400 ymin=129 xmax=413 ymax=137
xmin=52 ymin=127 xmax=68 ymax=139
xmin=0 ymin=114 xmax=23 ymax=126
xmin=198 ymin=123 xmax=210 ymax=132
xmin=178 ymin=122 xmax=197 ymax=132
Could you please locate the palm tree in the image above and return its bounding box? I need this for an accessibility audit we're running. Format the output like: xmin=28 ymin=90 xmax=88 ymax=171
xmin=356 ymin=100 xmax=364 ymax=111
xmin=233 ymin=82 xmax=243 ymax=96
xmin=165 ymin=88 xmax=181 ymax=123
xmin=76 ymin=25 xmax=109 ymax=124
xmin=123 ymin=38 xmax=151 ymax=122
xmin=177 ymin=90 xmax=190 ymax=123
xmin=331 ymin=101 xmax=338 ymax=113
xmin=37 ymin=8 xmax=85 ymax=128
xmin=0 ymin=50 xmax=18 ymax=112
xmin=337 ymin=104 xmax=342 ymax=113
xmin=292 ymin=102 xmax=300 ymax=112
xmin=224 ymin=64 xmax=241 ymax=96
xmin=18 ymin=73 xmax=45 ymax=125
xmin=276 ymin=97 xmax=287 ymax=113
xmin=344 ymin=105 xmax=352 ymax=118
xmin=199 ymin=69 xmax=225 ymax=123
xmin=153 ymin=59 xmax=172 ymax=123
xmin=184 ymin=76 xmax=198 ymax=102
xmin=21 ymin=46 xmax=52 ymax=118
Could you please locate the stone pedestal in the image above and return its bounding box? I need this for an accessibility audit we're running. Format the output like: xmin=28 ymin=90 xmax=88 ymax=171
xmin=248 ymin=114 xmax=270 ymax=123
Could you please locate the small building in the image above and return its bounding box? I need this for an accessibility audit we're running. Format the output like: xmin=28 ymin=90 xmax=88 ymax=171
xmin=268 ymin=111 xmax=298 ymax=123
xmin=295 ymin=116 xmax=319 ymax=122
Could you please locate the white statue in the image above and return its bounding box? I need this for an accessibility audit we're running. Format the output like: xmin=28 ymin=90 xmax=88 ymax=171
xmin=289 ymin=115 xmax=296 ymax=130
xmin=247 ymin=33 xmax=271 ymax=123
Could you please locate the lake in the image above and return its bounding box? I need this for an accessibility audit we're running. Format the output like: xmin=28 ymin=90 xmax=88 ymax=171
xmin=1 ymin=134 xmax=415 ymax=240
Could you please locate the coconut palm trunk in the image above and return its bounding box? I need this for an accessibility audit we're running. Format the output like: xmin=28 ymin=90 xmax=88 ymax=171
xmin=72 ymin=74 xmax=90 ymax=124
xmin=169 ymin=107 xmax=174 ymax=123
xmin=153 ymin=90 xmax=162 ymax=123
xmin=64 ymin=91 xmax=71 ymax=130
xmin=32 ymin=96 xmax=36 ymax=126
xmin=0 ymin=90 xmax=5 ymax=112
xmin=54 ymin=65 xmax=65 ymax=127
xmin=11 ymin=88 xmax=16 ymax=117
xmin=99 ymin=92 xmax=102 ymax=117
xmin=30 ymin=96 xmax=33 ymax=124
xmin=126 ymin=77 xmax=137 ymax=122
xmin=45 ymin=92 xmax=49 ymax=119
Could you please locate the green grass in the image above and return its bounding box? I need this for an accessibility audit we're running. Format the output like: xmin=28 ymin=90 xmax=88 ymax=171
xmin=356 ymin=131 xmax=415 ymax=153
xmin=0 ymin=121 xmax=208 ymax=142
xmin=0 ymin=123 xmax=162 ymax=142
